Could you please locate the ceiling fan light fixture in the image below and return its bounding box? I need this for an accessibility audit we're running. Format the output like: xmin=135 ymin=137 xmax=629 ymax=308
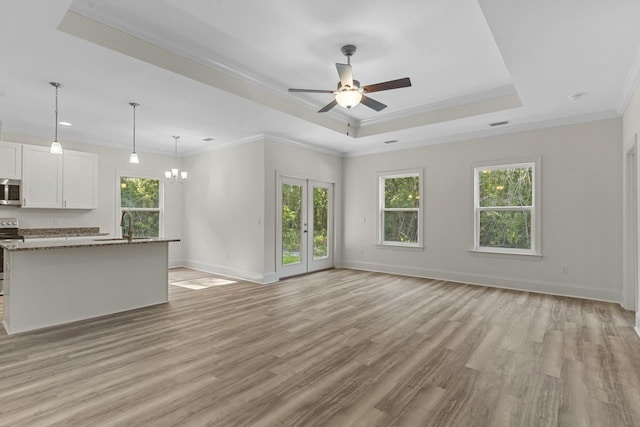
xmin=335 ymin=89 xmax=362 ymax=109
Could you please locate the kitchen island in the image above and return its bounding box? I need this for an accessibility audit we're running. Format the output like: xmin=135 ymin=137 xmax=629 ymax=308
xmin=1 ymin=237 xmax=179 ymax=334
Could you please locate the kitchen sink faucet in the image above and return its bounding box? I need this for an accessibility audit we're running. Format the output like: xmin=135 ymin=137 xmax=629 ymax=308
xmin=120 ymin=211 xmax=133 ymax=241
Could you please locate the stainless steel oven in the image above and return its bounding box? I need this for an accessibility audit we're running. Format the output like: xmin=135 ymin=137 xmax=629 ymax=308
xmin=0 ymin=218 xmax=24 ymax=295
xmin=0 ymin=179 xmax=21 ymax=206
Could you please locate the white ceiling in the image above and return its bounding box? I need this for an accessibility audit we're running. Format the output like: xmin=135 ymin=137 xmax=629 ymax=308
xmin=1 ymin=0 xmax=639 ymax=156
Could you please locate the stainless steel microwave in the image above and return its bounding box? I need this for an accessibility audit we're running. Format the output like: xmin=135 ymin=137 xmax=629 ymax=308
xmin=0 ymin=179 xmax=21 ymax=206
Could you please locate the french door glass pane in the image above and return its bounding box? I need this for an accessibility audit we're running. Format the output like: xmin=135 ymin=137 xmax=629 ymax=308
xmin=479 ymin=210 xmax=531 ymax=249
xmin=282 ymin=183 xmax=302 ymax=265
xmin=313 ymin=187 xmax=329 ymax=260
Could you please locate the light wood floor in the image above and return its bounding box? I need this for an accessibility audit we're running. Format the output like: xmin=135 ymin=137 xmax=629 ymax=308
xmin=0 ymin=268 xmax=639 ymax=426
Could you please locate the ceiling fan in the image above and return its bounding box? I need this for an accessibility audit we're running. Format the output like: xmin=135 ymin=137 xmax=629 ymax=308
xmin=288 ymin=45 xmax=412 ymax=113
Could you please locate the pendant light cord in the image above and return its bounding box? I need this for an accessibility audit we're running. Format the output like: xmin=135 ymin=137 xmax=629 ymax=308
xmin=132 ymin=104 xmax=136 ymax=153
xmin=54 ymin=84 xmax=59 ymax=142
xmin=129 ymin=102 xmax=139 ymax=153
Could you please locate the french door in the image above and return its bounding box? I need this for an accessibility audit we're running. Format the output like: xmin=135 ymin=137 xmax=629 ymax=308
xmin=277 ymin=177 xmax=333 ymax=278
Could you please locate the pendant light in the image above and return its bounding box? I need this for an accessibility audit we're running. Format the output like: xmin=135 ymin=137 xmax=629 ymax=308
xmin=49 ymin=82 xmax=63 ymax=154
xmin=129 ymin=102 xmax=139 ymax=164
xmin=165 ymin=136 xmax=188 ymax=182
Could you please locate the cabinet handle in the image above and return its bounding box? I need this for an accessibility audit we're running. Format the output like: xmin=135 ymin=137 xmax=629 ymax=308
xmin=64 ymin=200 xmax=67 ymax=208
xmin=23 ymin=198 xmax=26 ymax=206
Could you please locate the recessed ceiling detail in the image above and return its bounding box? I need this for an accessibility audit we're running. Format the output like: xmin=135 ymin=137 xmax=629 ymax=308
xmin=0 ymin=1 xmax=639 ymax=156
xmin=58 ymin=8 xmax=522 ymax=139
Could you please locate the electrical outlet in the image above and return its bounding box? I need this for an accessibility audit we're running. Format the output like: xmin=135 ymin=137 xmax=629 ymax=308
xmin=561 ymin=265 xmax=569 ymax=274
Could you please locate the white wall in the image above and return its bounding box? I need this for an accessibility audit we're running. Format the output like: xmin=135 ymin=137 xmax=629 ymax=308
xmin=343 ymin=119 xmax=623 ymax=302
xmin=0 ymin=133 xmax=184 ymax=266
xmin=182 ymin=140 xmax=267 ymax=282
xmin=181 ymin=138 xmax=343 ymax=283
xmin=622 ymin=77 xmax=640 ymax=331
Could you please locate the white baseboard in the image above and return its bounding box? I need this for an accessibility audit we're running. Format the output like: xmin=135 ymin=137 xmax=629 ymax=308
xmin=341 ymin=260 xmax=621 ymax=303
xmin=182 ymin=259 xmax=277 ymax=285
xmin=168 ymin=259 xmax=185 ymax=269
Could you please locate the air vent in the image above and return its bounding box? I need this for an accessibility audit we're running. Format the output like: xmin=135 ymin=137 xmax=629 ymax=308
xmin=202 ymin=137 xmax=215 ymax=142
xmin=489 ymin=121 xmax=509 ymax=127
xmin=384 ymin=139 xmax=398 ymax=144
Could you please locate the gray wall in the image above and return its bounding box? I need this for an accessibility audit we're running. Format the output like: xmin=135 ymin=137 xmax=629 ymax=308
xmin=342 ymin=118 xmax=623 ymax=302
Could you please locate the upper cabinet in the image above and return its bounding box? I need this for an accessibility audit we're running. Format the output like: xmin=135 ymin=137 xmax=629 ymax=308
xmin=22 ymin=145 xmax=63 ymax=208
xmin=22 ymin=145 xmax=98 ymax=209
xmin=0 ymin=141 xmax=22 ymax=179
xmin=62 ymin=150 xmax=98 ymax=209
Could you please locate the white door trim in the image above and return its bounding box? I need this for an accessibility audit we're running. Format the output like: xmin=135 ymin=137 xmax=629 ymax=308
xmin=276 ymin=175 xmax=334 ymax=279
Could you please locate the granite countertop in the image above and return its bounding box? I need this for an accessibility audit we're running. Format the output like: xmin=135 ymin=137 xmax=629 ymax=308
xmin=21 ymin=227 xmax=109 ymax=239
xmin=0 ymin=237 xmax=180 ymax=252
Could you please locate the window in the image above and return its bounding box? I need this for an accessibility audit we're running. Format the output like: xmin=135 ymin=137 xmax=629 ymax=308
xmin=378 ymin=169 xmax=423 ymax=247
xmin=473 ymin=161 xmax=540 ymax=255
xmin=118 ymin=175 xmax=162 ymax=238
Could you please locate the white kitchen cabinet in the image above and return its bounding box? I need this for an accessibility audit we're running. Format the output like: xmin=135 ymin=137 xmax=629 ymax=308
xmin=0 ymin=141 xmax=22 ymax=179
xmin=22 ymin=145 xmax=98 ymax=209
xmin=63 ymin=150 xmax=98 ymax=209
xmin=22 ymin=145 xmax=63 ymax=208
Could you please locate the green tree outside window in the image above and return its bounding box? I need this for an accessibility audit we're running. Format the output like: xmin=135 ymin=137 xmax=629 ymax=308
xmin=120 ymin=177 xmax=161 ymax=238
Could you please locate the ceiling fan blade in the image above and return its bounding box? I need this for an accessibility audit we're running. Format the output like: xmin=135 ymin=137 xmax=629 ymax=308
xmin=360 ymin=95 xmax=387 ymax=111
xmin=363 ymin=77 xmax=412 ymax=94
xmin=336 ymin=63 xmax=353 ymax=88
xmin=318 ymin=99 xmax=338 ymax=113
xmin=288 ymin=88 xmax=335 ymax=93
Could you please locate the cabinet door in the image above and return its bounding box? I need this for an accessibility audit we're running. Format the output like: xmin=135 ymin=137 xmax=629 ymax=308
xmin=22 ymin=145 xmax=63 ymax=208
xmin=63 ymin=150 xmax=98 ymax=209
xmin=0 ymin=141 xmax=22 ymax=179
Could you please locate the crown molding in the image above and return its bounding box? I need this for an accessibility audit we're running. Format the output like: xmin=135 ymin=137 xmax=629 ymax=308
xmin=344 ymin=110 xmax=620 ymax=158
xmin=354 ymin=91 xmax=522 ymax=138
xmin=615 ymin=42 xmax=640 ymax=115
xmin=262 ymin=133 xmax=343 ymax=157
xmin=181 ymin=134 xmax=266 ymax=157
xmin=358 ymin=85 xmax=517 ymax=127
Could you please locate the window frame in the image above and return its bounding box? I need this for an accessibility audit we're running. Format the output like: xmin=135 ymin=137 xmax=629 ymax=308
xmin=472 ymin=159 xmax=541 ymax=256
xmin=115 ymin=171 xmax=164 ymax=238
xmin=377 ymin=168 xmax=423 ymax=248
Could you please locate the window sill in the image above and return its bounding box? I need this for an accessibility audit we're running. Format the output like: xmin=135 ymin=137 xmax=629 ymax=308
xmin=468 ymin=249 xmax=543 ymax=260
xmin=377 ymin=243 xmax=424 ymax=251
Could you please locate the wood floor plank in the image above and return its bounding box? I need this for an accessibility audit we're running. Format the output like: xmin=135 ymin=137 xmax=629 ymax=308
xmin=0 ymin=267 xmax=638 ymax=426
